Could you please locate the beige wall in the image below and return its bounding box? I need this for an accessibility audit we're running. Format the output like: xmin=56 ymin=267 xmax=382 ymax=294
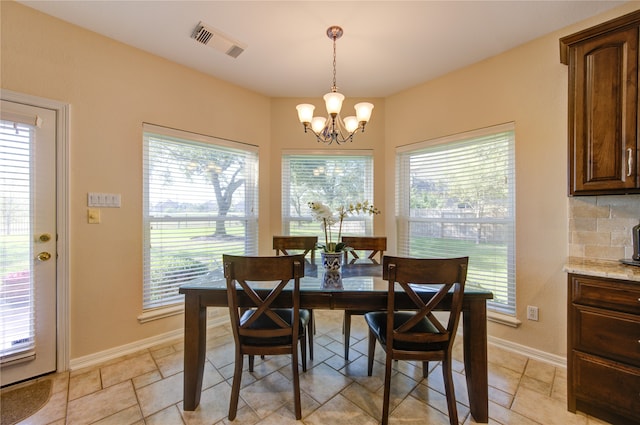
xmin=3 ymin=0 xmax=639 ymax=362
xmin=384 ymin=2 xmax=640 ymax=355
xmin=2 ymin=1 xmax=271 ymax=358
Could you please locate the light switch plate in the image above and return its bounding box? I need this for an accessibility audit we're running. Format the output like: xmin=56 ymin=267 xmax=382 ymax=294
xmin=88 ymin=192 xmax=121 ymax=208
xmin=88 ymin=208 xmax=100 ymax=224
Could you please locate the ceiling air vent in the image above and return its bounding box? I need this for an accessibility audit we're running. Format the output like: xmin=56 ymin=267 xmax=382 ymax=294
xmin=193 ymin=26 xmax=213 ymax=45
xmin=191 ymin=22 xmax=246 ymax=58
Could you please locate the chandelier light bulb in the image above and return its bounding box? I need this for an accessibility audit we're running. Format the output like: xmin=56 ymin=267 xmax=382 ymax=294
xmin=343 ymin=116 xmax=359 ymax=133
xmin=296 ymin=104 xmax=315 ymax=124
xmin=355 ymin=102 xmax=374 ymax=124
xmin=311 ymin=117 xmax=327 ymax=133
xmin=323 ymin=92 xmax=344 ymax=115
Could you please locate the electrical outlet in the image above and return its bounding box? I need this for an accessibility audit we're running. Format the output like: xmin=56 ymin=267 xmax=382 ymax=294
xmin=527 ymin=305 xmax=539 ymax=321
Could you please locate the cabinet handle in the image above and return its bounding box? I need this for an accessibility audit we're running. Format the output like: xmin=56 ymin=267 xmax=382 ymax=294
xmin=627 ymin=148 xmax=633 ymax=177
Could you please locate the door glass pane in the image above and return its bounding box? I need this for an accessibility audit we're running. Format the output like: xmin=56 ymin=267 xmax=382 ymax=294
xmin=0 ymin=119 xmax=35 ymax=360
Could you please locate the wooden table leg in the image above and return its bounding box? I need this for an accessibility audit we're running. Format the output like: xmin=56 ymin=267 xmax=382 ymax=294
xmin=183 ymin=294 xmax=207 ymax=411
xmin=463 ymin=300 xmax=489 ymax=423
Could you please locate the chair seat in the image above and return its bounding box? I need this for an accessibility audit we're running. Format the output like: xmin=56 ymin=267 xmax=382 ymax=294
xmin=240 ymin=308 xmax=310 ymax=346
xmin=364 ymin=311 xmax=447 ymax=351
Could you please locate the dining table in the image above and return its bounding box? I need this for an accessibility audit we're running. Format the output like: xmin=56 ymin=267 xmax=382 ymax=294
xmin=179 ymin=260 xmax=493 ymax=423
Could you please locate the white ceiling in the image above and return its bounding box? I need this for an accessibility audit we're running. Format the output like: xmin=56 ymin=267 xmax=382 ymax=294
xmin=18 ymin=1 xmax=628 ymax=98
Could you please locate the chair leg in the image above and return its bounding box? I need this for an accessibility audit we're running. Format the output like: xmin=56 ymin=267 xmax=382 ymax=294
xmin=291 ymin=342 xmax=302 ymax=419
xmin=310 ymin=309 xmax=316 ymax=334
xmin=422 ymin=361 xmax=429 ymax=378
xmin=343 ymin=311 xmax=352 ymax=360
xmin=248 ymin=355 xmax=254 ymax=372
xmin=442 ymin=355 xmax=459 ymax=425
xmin=381 ymin=351 xmax=393 ymax=425
xmin=308 ymin=310 xmax=314 ymax=361
xmin=367 ymin=329 xmax=376 ymax=376
xmin=299 ymin=334 xmax=307 ymax=373
xmin=228 ymin=351 xmax=244 ymax=420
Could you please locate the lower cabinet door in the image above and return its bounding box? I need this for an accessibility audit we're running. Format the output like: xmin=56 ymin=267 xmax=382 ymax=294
xmin=574 ymin=306 xmax=640 ymax=364
xmin=573 ymin=351 xmax=640 ymax=422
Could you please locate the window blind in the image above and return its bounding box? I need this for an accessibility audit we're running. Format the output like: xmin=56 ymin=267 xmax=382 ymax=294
xmin=0 ymin=118 xmax=35 ymax=359
xmin=396 ymin=123 xmax=516 ymax=314
xmin=142 ymin=124 xmax=258 ymax=310
xmin=281 ymin=151 xmax=375 ymax=237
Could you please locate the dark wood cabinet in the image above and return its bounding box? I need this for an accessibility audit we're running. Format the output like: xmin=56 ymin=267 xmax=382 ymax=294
xmin=561 ymin=10 xmax=640 ymax=195
xmin=567 ymin=273 xmax=640 ymax=424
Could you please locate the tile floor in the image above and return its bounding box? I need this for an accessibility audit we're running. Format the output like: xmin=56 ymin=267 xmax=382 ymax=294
xmin=5 ymin=310 xmax=612 ymax=425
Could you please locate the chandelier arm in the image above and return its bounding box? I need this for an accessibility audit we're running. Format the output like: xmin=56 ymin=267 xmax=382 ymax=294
xmin=310 ymin=113 xmax=358 ymax=145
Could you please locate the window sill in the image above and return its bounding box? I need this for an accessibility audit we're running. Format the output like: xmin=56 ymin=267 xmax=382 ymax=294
xmin=487 ymin=310 xmax=521 ymax=328
xmin=137 ymin=304 xmax=184 ymax=324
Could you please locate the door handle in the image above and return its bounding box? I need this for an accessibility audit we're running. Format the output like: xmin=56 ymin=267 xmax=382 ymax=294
xmin=36 ymin=252 xmax=51 ymax=261
xmin=627 ymin=148 xmax=633 ymax=177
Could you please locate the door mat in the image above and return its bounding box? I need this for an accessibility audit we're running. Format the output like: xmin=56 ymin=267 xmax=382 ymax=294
xmin=1 ymin=379 xmax=52 ymax=425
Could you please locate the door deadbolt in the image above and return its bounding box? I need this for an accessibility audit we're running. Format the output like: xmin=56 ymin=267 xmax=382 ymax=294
xmin=39 ymin=233 xmax=52 ymax=242
xmin=37 ymin=252 xmax=52 ymax=261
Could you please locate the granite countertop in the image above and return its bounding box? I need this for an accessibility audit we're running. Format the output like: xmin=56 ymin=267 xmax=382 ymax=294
xmin=564 ymin=257 xmax=640 ymax=282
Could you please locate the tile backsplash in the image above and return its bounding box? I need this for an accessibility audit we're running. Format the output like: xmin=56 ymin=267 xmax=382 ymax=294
xmin=569 ymin=195 xmax=640 ymax=260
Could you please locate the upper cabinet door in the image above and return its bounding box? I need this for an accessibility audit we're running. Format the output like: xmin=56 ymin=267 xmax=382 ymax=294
xmin=561 ymin=11 xmax=640 ymax=195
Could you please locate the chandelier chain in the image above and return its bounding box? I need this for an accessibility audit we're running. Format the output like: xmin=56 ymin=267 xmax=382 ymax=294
xmin=332 ymin=33 xmax=338 ymax=92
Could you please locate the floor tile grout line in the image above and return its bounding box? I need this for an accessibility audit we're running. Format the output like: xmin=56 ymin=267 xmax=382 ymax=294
xmin=12 ymin=312 xmax=615 ymax=425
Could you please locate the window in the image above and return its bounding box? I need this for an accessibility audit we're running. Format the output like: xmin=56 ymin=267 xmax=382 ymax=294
xmin=142 ymin=124 xmax=258 ymax=310
xmin=281 ymin=151 xmax=374 ymax=237
xmin=396 ymin=123 xmax=516 ymax=315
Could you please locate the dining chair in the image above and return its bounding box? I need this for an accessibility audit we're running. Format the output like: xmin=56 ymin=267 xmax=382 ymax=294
xmin=223 ymin=254 xmax=309 ymax=420
xmin=273 ymin=235 xmax=317 ymax=261
xmin=273 ymin=235 xmax=317 ymax=360
xmin=341 ymin=236 xmax=386 ymax=264
xmin=364 ymin=255 xmax=468 ymax=425
xmin=340 ymin=235 xmax=387 ymax=360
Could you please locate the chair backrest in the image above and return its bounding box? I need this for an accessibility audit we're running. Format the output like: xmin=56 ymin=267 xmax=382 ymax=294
xmin=273 ymin=236 xmax=318 ymax=261
xmin=223 ymin=254 xmax=306 ymax=342
xmin=341 ymin=236 xmax=387 ymax=263
xmin=382 ymin=256 xmax=468 ymax=349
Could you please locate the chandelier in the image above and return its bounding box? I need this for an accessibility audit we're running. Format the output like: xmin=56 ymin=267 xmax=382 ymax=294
xmin=296 ymin=26 xmax=374 ymax=145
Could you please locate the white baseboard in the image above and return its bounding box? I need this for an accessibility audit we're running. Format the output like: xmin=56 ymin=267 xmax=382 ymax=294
xmin=69 ymin=316 xmax=229 ymax=371
xmin=488 ymin=335 xmax=567 ymax=369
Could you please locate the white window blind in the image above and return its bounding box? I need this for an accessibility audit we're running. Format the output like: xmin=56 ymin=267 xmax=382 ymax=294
xmin=143 ymin=124 xmax=258 ymax=310
xmin=0 ymin=118 xmax=35 ymax=359
xmin=282 ymin=151 xmax=375 ymax=237
xmin=396 ymin=123 xmax=516 ymax=315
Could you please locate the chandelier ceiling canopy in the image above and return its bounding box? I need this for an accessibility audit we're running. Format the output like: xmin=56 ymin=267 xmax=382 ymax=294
xmin=296 ymin=26 xmax=374 ymax=145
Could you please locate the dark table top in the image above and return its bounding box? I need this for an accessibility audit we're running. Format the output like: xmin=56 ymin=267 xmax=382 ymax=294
xmin=179 ymin=261 xmax=493 ymax=299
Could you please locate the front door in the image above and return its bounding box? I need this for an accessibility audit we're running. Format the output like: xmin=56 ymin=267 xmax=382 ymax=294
xmin=0 ymin=99 xmax=57 ymax=386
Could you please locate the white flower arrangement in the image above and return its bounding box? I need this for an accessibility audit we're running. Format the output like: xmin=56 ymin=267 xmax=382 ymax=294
xmin=307 ymin=200 xmax=381 ymax=253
